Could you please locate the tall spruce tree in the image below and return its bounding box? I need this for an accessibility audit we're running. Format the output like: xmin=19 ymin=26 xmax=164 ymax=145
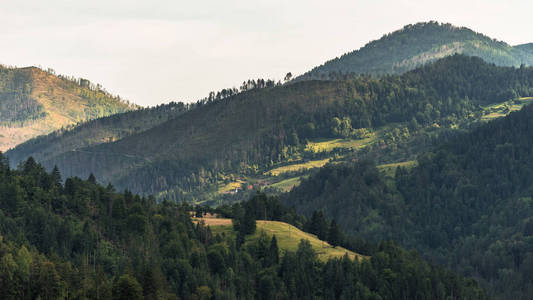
xmin=328 ymin=220 xmax=342 ymax=248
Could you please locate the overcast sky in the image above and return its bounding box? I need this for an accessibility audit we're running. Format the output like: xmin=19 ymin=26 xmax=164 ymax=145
xmin=1 ymin=0 xmax=532 ymax=106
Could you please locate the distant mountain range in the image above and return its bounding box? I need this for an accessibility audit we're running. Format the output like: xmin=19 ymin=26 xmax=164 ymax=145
xmin=298 ymin=21 xmax=533 ymax=80
xmin=0 ymin=65 xmax=136 ymax=151
xmin=5 ymin=22 xmax=533 ymax=204
xmin=8 ymin=55 xmax=533 ymax=203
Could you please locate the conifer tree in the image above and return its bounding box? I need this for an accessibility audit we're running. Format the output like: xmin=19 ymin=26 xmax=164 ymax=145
xmin=328 ymin=220 xmax=342 ymax=248
xmin=50 ymin=165 xmax=62 ymax=189
xmin=267 ymin=235 xmax=280 ymax=266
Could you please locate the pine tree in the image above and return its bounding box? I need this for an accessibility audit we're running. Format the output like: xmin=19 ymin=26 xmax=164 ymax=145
xmin=113 ymin=274 xmax=143 ymax=300
xmin=50 ymin=165 xmax=62 ymax=189
xmin=267 ymin=235 xmax=279 ymax=266
xmin=0 ymin=152 xmax=9 ymax=177
xmin=308 ymin=211 xmax=328 ymax=241
xmin=88 ymin=173 xmax=97 ymax=184
xmin=328 ymin=220 xmax=342 ymax=248
xmin=22 ymin=156 xmax=37 ymax=174
xmin=242 ymin=208 xmax=256 ymax=235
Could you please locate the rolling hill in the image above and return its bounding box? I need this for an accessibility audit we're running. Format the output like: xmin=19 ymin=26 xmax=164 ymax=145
xmin=516 ymin=43 xmax=533 ymax=55
xmin=0 ymin=65 xmax=136 ymax=151
xmin=196 ymin=218 xmax=364 ymax=261
xmin=8 ymin=55 xmax=533 ymax=203
xmin=298 ymin=21 xmax=533 ymax=80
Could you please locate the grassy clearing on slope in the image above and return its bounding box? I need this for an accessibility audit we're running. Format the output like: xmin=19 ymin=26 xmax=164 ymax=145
xmin=305 ymin=135 xmax=375 ymax=153
xmin=269 ymin=176 xmax=302 ymax=192
xmin=217 ymin=180 xmax=244 ymax=194
xmin=265 ymin=158 xmax=330 ymax=176
xmin=378 ymin=160 xmax=417 ymax=177
xmin=482 ymin=97 xmax=533 ymax=121
xmin=197 ymin=218 xmax=366 ymax=261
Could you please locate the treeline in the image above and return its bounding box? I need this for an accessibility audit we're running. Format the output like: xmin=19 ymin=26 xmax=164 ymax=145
xmin=0 ymin=153 xmax=486 ymax=299
xmin=283 ymin=103 xmax=533 ymax=298
xmin=202 ymin=78 xmax=282 ymax=104
xmin=39 ymin=66 xmax=134 ymax=108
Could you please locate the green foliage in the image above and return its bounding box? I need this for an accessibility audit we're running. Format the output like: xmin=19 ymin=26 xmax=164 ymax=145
xmin=285 ymin=103 xmax=533 ymax=298
xmin=113 ymin=274 xmax=143 ymax=300
xmin=0 ymin=156 xmax=486 ymax=299
xmin=327 ymin=220 xmax=342 ymax=248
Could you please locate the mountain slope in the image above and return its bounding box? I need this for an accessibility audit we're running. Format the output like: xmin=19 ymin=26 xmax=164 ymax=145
xmin=5 ymin=101 xmax=190 ymax=166
xmin=515 ymin=43 xmax=533 ymax=55
xmin=0 ymin=65 xmax=136 ymax=151
xmin=299 ymin=22 xmax=533 ymax=80
xmin=284 ymin=103 xmax=533 ymax=298
xmin=10 ymin=55 xmax=533 ymax=202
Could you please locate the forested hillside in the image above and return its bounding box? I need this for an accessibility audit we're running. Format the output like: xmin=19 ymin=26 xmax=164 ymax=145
xmin=9 ymin=55 xmax=533 ymax=203
xmin=299 ymin=22 xmax=533 ymax=80
xmin=515 ymin=43 xmax=533 ymax=55
xmin=6 ymin=102 xmax=191 ymax=166
xmin=0 ymin=154 xmax=486 ymax=299
xmin=0 ymin=65 xmax=136 ymax=151
xmin=284 ymin=103 xmax=533 ymax=298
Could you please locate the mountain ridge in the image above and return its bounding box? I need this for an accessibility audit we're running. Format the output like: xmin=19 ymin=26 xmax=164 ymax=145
xmin=0 ymin=65 xmax=136 ymax=151
xmin=298 ymin=21 xmax=533 ymax=80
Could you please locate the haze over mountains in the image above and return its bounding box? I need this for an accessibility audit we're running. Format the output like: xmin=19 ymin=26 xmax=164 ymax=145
xmin=0 ymin=65 xmax=135 ymax=151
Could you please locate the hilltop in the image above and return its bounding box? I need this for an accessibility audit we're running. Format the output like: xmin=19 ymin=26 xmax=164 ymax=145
xmin=299 ymin=22 xmax=533 ymax=80
xmin=0 ymin=65 xmax=136 ymax=151
xmin=515 ymin=43 xmax=533 ymax=54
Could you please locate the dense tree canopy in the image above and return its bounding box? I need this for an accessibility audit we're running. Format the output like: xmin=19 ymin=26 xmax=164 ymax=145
xmin=0 ymin=153 xmax=486 ymax=299
xmin=284 ymin=103 xmax=533 ymax=298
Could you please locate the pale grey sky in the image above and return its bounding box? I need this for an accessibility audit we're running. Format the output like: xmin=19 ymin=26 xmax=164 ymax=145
xmin=1 ymin=0 xmax=532 ymax=106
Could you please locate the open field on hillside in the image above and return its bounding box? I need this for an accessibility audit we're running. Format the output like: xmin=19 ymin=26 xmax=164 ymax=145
xmin=265 ymin=158 xmax=331 ymax=176
xmin=482 ymin=97 xmax=533 ymax=121
xmin=378 ymin=160 xmax=417 ymax=177
xmin=195 ymin=218 xmax=365 ymax=261
xmin=217 ymin=180 xmax=245 ymax=194
xmin=305 ymin=135 xmax=375 ymax=153
xmin=269 ymin=176 xmax=302 ymax=192
xmin=194 ymin=218 xmax=233 ymax=226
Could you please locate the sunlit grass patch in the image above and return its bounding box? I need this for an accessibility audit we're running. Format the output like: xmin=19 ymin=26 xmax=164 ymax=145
xmin=265 ymin=158 xmax=331 ymax=176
